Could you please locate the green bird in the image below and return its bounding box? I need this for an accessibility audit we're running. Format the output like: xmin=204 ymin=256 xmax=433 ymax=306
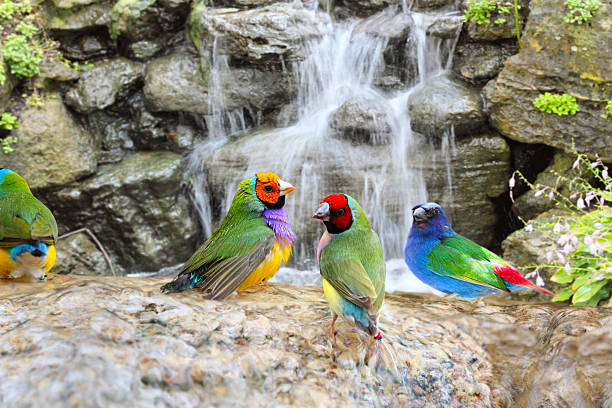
xmin=0 ymin=169 xmax=58 ymax=281
xmin=161 ymin=171 xmax=296 ymax=299
xmin=313 ymin=193 xmax=386 ymax=340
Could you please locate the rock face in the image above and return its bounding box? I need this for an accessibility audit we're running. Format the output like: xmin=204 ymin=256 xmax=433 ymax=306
xmin=329 ymin=97 xmax=392 ymax=144
xmin=53 ymin=232 xmax=111 ymax=276
xmin=489 ymin=0 xmax=612 ymax=160
xmin=66 ymin=58 xmax=144 ymax=114
xmin=42 ymin=152 xmax=199 ymax=274
xmin=1 ymin=276 xmax=610 ymax=407
xmin=453 ymin=42 xmax=517 ymax=82
xmin=407 ymin=75 xmax=487 ymax=138
xmin=423 ymin=133 xmax=511 ymax=246
xmin=4 ymin=95 xmax=97 ymax=190
xmin=189 ymin=3 xmax=331 ymax=66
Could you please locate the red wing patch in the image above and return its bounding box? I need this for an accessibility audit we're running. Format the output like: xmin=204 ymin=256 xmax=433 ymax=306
xmin=493 ymin=263 xmax=555 ymax=296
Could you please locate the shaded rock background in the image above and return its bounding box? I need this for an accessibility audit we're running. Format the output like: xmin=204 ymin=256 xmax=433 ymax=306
xmin=0 ymin=0 xmax=610 ymax=274
xmin=1 ymin=276 xmax=610 ymax=407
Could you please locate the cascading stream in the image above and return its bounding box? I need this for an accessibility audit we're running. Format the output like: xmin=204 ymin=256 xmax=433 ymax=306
xmin=186 ymin=5 xmax=461 ymax=292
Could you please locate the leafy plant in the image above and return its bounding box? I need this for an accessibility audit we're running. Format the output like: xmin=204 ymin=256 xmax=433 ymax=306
xmin=0 ymin=112 xmax=19 ymax=130
xmin=1 ymin=136 xmax=18 ymax=154
xmin=0 ymin=0 xmax=31 ymax=21
xmin=602 ymin=100 xmax=612 ymax=119
xmin=23 ymin=92 xmax=44 ymax=107
xmin=510 ymin=153 xmax=612 ymax=306
xmin=464 ymin=0 xmax=512 ymax=25
xmin=533 ymin=92 xmax=580 ymax=116
xmin=2 ymin=34 xmax=44 ymax=79
xmin=564 ymin=0 xmax=601 ymax=24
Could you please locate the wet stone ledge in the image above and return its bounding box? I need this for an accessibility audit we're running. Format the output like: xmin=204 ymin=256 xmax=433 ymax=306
xmin=0 ymin=275 xmax=610 ymax=407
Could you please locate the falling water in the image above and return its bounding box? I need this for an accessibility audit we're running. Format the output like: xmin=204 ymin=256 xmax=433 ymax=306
xmin=186 ymin=5 xmax=460 ymax=292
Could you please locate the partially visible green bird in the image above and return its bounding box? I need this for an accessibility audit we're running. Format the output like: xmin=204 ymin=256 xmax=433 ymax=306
xmin=0 ymin=168 xmax=58 ymax=281
xmin=161 ymin=171 xmax=296 ymax=299
xmin=313 ymin=193 xmax=386 ymax=340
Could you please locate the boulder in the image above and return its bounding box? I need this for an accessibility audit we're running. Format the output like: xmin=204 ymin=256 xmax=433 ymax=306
xmin=0 ymin=61 xmax=15 ymax=112
xmin=143 ymin=53 xmax=209 ymax=114
xmin=57 ymin=33 xmax=114 ymax=61
xmin=422 ymin=133 xmax=511 ymax=246
xmin=189 ymin=3 xmax=331 ymax=67
xmin=426 ymin=14 xmax=463 ymax=38
xmin=335 ymin=0 xmax=400 ymax=16
xmin=3 ymin=95 xmax=97 ymax=190
xmin=53 ymin=232 xmax=111 ymax=276
xmin=41 ymin=152 xmax=199 ymax=274
xmin=407 ymin=75 xmax=487 ymax=138
xmin=453 ymin=42 xmax=517 ymax=81
xmin=1 ymin=276 xmax=610 ymax=407
xmin=41 ymin=2 xmax=112 ymax=32
xmin=466 ymin=12 xmax=525 ymax=42
xmin=489 ymin=0 xmax=612 ymax=160
xmin=108 ymin=0 xmax=190 ymax=42
xmin=65 ymin=58 xmax=144 ymax=114
xmin=329 ymin=97 xmax=392 ymax=144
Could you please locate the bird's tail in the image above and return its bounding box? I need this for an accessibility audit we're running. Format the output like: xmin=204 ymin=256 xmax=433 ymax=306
xmin=160 ymin=272 xmax=200 ymax=293
xmin=507 ymin=280 xmax=555 ymax=297
xmin=494 ymin=263 xmax=555 ymax=297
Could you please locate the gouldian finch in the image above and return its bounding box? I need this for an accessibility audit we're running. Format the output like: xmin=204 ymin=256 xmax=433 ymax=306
xmin=404 ymin=202 xmax=554 ymax=300
xmin=161 ymin=171 xmax=296 ymax=299
xmin=313 ymin=194 xmax=386 ymax=340
xmin=0 ymin=169 xmax=58 ymax=281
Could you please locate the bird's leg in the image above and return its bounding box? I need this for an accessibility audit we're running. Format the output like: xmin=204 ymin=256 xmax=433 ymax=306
xmin=472 ymin=297 xmax=483 ymax=305
xmin=328 ymin=313 xmax=338 ymax=342
xmin=443 ymin=293 xmax=459 ymax=299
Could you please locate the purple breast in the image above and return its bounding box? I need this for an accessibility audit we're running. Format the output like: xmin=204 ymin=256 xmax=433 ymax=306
xmin=263 ymin=208 xmax=297 ymax=247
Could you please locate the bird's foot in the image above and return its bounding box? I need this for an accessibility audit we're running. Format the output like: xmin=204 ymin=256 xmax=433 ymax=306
xmin=472 ymin=297 xmax=483 ymax=305
xmin=443 ymin=293 xmax=459 ymax=299
xmin=328 ymin=314 xmax=338 ymax=343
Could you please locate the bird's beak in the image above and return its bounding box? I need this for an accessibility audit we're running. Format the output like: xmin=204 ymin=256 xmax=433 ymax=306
xmin=312 ymin=201 xmax=330 ymax=221
xmin=278 ymin=179 xmax=295 ymax=196
xmin=413 ymin=207 xmax=427 ymax=221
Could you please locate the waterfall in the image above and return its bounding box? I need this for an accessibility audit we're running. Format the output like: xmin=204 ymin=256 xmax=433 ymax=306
xmin=186 ymin=5 xmax=461 ymax=292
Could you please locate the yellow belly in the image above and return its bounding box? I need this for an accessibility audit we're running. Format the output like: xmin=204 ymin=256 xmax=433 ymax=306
xmin=0 ymin=245 xmax=56 ymax=280
xmin=322 ymin=277 xmax=343 ymax=316
xmin=237 ymin=242 xmax=292 ymax=291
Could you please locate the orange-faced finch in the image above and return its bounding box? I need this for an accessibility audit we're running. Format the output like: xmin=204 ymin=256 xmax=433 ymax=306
xmin=161 ymin=171 xmax=296 ymax=299
xmin=0 ymin=169 xmax=58 ymax=281
xmin=404 ymin=202 xmax=554 ymax=301
xmin=313 ymin=193 xmax=386 ymax=341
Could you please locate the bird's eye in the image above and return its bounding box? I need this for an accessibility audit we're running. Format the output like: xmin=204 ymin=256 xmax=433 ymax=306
xmin=264 ymin=185 xmax=273 ymax=193
xmin=336 ymin=208 xmax=345 ymax=216
xmin=431 ymin=208 xmax=440 ymax=215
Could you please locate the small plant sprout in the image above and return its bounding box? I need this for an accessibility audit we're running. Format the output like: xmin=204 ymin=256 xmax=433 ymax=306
xmin=463 ymin=0 xmax=512 ymax=25
xmin=563 ymin=0 xmax=601 ymax=24
xmin=533 ymin=92 xmax=580 ymax=116
xmin=602 ymin=100 xmax=612 ymax=119
xmin=510 ymin=152 xmax=612 ymax=306
xmin=0 ymin=112 xmax=19 ymax=130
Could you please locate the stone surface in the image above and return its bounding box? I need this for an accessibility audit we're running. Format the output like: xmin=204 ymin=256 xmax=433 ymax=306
xmin=65 ymin=58 xmax=144 ymax=114
xmin=1 ymin=276 xmax=610 ymax=407
xmin=143 ymin=53 xmax=209 ymax=114
xmin=467 ymin=12 xmax=525 ymax=42
xmin=329 ymin=97 xmax=392 ymax=144
xmin=38 ymin=59 xmax=81 ymax=83
xmin=41 ymin=152 xmax=199 ymax=274
xmin=335 ymin=0 xmax=401 ymax=16
xmin=453 ymin=42 xmax=517 ymax=82
xmin=53 ymin=232 xmax=111 ymax=276
xmin=41 ymin=2 xmax=112 ymax=31
xmin=0 ymin=61 xmax=15 ymax=112
xmin=426 ymin=14 xmax=463 ymax=38
xmin=407 ymin=75 xmax=487 ymax=138
xmin=109 ymin=0 xmax=190 ymax=42
xmin=189 ymin=3 xmax=330 ymax=67
xmin=3 ymin=95 xmax=97 ymax=190
xmin=423 ymin=133 xmax=511 ymax=246
xmin=489 ymin=0 xmax=612 ymax=160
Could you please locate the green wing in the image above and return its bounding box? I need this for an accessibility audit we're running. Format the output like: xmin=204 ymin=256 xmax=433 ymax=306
xmin=173 ymin=212 xmax=276 ymax=300
xmin=0 ymin=192 xmax=58 ymax=247
xmin=320 ymin=228 xmax=384 ymax=312
xmin=426 ymin=235 xmax=507 ymax=290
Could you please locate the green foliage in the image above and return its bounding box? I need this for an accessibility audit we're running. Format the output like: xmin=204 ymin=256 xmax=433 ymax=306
xmin=564 ymin=0 xmax=601 ymax=24
xmin=0 ymin=0 xmax=31 ymax=21
xmin=1 ymin=136 xmax=18 ymax=154
xmin=2 ymin=33 xmax=44 ymax=79
xmin=0 ymin=112 xmax=19 ymax=130
xmin=601 ymin=100 xmax=612 ymax=119
xmin=533 ymin=92 xmax=580 ymax=116
xmin=463 ymin=0 xmax=511 ymax=25
xmin=23 ymin=92 xmax=44 ymax=107
xmin=511 ymin=153 xmax=612 ymax=306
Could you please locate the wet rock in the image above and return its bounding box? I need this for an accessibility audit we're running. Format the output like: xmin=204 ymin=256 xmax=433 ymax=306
xmin=58 ymin=32 xmax=114 ymax=60
xmin=426 ymin=14 xmax=463 ymax=38
xmin=128 ymin=40 xmax=163 ymax=60
xmin=413 ymin=0 xmax=456 ymax=10
xmin=335 ymin=0 xmax=401 ymax=17
xmin=466 ymin=12 xmax=525 ymax=41
xmin=513 ymin=151 xmax=594 ymax=222
xmin=329 ymin=97 xmax=392 ymax=144
xmin=502 ymin=210 xmax=570 ymax=291
xmin=214 ymin=0 xmax=294 ymax=7
xmin=489 ymin=0 xmax=612 ymax=160
xmin=65 ymin=58 xmax=144 ymax=114
xmin=143 ymin=53 xmax=209 ymax=114
xmin=109 ymin=0 xmax=190 ymax=42
xmin=407 ymin=74 xmax=486 ymax=138
xmin=53 ymin=232 xmax=111 ymax=276
xmin=37 ymin=59 xmax=80 ymax=83
xmin=221 ymin=68 xmax=295 ymax=113
xmin=422 ymin=133 xmax=511 ymax=246
xmin=42 ymin=152 xmax=199 ymax=274
xmin=480 ymin=78 xmax=496 ymax=113
xmin=1 ymin=276 xmax=610 ymax=407
xmin=0 ymin=61 xmax=15 ymax=112
xmin=41 ymin=2 xmax=112 ymax=32
xmin=3 ymin=95 xmax=97 ymax=190
xmin=453 ymin=42 xmax=517 ymax=81
xmin=189 ymin=3 xmax=330 ymax=67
